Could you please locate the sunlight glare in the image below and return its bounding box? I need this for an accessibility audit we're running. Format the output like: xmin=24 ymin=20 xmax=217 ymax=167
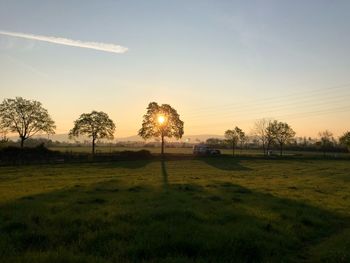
xmin=158 ymin=115 xmax=165 ymax=125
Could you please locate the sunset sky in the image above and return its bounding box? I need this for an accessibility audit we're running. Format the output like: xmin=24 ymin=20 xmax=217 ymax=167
xmin=0 ymin=0 xmax=349 ymax=139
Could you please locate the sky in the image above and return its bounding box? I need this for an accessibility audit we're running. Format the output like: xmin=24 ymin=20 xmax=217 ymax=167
xmin=0 ymin=0 xmax=349 ymax=139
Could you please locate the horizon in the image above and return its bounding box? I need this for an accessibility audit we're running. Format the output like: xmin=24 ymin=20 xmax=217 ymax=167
xmin=1 ymin=1 xmax=350 ymax=138
xmin=5 ymin=131 xmax=341 ymax=144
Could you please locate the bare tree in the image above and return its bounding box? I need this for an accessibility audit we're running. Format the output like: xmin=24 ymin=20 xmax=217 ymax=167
xmin=139 ymin=102 xmax=184 ymax=156
xmin=318 ymin=130 xmax=334 ymax=157
xmin=252 ymin=119 xmax=271 ymax=155
xmin=69 ymin=111 xmax=116 ymax=155
xmin=0 ymin=97 xmax=56 ymax=148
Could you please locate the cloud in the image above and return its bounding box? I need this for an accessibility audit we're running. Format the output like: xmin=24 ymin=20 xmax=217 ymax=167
xmin=3 ymin=54 xmax=49 ymax=78
xmin=0 ymin=30 xmax=128 ymax=54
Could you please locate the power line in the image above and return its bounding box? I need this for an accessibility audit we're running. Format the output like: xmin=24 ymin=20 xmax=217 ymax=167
xmin=187 ymin=105 xmax=350 ymax=129
xmin=184 ymin=93 xmax=350 ymax=121
xmin=185 ymin=83 xmax=350 ymax=115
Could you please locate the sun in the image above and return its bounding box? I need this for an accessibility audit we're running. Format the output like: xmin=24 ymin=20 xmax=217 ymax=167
xmin=158 ymin=115 xmax=165 ymax=125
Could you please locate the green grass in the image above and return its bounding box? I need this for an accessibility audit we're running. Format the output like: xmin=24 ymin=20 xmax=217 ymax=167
xmin=0 ymin=157 xmax=350 ymax=262
xmin=49 ymin=145 xmax=348 ymax=158
xmin=49 ymin=146 xmax=207 ymax=154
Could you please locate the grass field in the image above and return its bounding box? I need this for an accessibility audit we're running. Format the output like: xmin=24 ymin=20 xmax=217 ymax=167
xmin=49 ymin=145 xmax=347 ymax=158
xmin=0 ymin=157 xmax=350 ymax=262
xmin=49 ymin=146 xmax=241 ymax=155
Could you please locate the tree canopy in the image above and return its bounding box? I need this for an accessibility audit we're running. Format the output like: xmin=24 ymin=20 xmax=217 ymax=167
xmin=69 ymin=111 xmax=115 ymax=155
xmin=224 ymin=127 xmax=243 ymax=156
xmin=339 ymin=131 xmax=350 ymax=152
xmin=253 ymin=119 xmax=296 ymax=156
xmin=0 ymin=97 xmax=56 ymax=147
xmin=318 ymin=130 xmax=334 ymax=156
xmin=269 ymin=120 xmax=296 ymax=156
xmin=139 ymin=102 xmax=184 ymax=155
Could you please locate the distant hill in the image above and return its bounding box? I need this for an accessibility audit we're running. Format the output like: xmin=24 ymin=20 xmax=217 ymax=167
xmin=116 ymin=134 xmax=225 ymax=142
xmin=8 ymin=134 xmax=224 ymax=143
xmin=8 ymin=134 xmax=85 ymax=142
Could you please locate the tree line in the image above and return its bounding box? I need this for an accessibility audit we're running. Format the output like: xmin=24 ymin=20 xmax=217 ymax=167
xmin=0 ymin=97 xmax=183 ymax=155
xmin=223 ymin=120 xmax=295 ymax=156
xmin=0 ymin=97 xmax=349 ymax=156
xmin=216 ymin=121 xmax=349 ymax=156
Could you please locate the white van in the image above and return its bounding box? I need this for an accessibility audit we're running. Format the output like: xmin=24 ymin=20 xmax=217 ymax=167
xmin=193 ymin=145 xmax=221 ymax=156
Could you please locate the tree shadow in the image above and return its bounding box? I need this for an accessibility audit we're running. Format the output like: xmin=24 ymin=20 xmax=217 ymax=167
xmin=0 ymin=170 xmax=349 ymax=262
xmin=100 ymin=159 xmax=153 ymax=169
xmin=161 ymin=159 xmax=169 ymax=192
xmin=200 ymin=156 xmax=252 ymax=171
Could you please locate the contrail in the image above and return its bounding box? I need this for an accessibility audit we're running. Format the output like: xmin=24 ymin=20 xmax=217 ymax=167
xmin=0 ymin=30 xmax=128 ymax=54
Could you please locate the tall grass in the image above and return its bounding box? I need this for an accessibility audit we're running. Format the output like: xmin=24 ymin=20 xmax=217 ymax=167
xmin=0 ymin=158 xmax=349 ymax=262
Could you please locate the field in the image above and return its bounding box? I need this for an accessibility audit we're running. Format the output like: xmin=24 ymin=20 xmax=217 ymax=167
xmin=0 ymin=156 xmax=350 ymax=262
xmin=49 ymin=145 xmax=347 ymax=158
xmin=49 ymin=146 xmax=243 ymax=155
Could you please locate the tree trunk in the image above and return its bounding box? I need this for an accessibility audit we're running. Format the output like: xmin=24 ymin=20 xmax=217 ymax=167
xmin=20 ymin=137 xmax=25 ymax=148
xmin=92 ymin=138 xmax=96 ymax=156
xmin=280 ymin=143 xmax=283 ymax=156
xmin=161 ymin=135 xmax=165 ymax=157
xmin=232 ymin=142 xmax=235 ymax=157
xmin=266 ymin=142 xmax=270 ymax=156
xmin=262 ymin=143 xmax=266 ymax=156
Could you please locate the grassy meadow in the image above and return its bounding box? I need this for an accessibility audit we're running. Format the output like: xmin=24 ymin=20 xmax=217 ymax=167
xmin=49 ymin=145 xmax=347 ymax=158
xmin=0 ymin=156 xmax=350 ymax=262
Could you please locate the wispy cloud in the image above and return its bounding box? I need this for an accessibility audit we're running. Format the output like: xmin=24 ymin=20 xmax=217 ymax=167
xmin=2 ymin=54 xmax=49 ymax=78
xmin=0 ymin=30 xmax=128 ymax=54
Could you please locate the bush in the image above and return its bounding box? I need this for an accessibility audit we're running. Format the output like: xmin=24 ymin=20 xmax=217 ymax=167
xmin=0 ymin=144 xmax=60 ymax=165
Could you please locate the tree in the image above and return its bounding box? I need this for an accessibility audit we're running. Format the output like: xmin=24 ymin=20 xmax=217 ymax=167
xmin=318 ymin=130 xmax=334 ymax=157
xmin=0 ymin=97 xmax=56 ymax=148
xmin=269 ymin=121 xmax=296 ymax=156
xmin=267 ymin=120 xmax=295 ymax=156
xmin=224 ymin=127 xmax=240 ymax=156
xmin=253 ymin=119 xmax=270 ymax=155
xmin=339 ymin=131 xmax=350 ymax=152
xmin=236 ymin=127 xmax=246 ymax=153
xmin=139 ymin=102 xmax=184 ymax=156
xmin=0 ymin=125 xmax=8 ymax=145
xmin=69 ymin=111 xmax=115 ymax=155
xmin=265 ymin=121 xmax=278 ymax=155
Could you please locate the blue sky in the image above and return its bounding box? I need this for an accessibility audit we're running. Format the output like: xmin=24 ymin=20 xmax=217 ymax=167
xmin=0 ymin=0 xmax=349 ymax=137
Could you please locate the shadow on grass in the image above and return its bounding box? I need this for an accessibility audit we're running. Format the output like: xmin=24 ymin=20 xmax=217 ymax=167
xmin=161 ymin=159 xmax=169 ymax=192
xmin=200 ymin=156 xmax=252 ymax=171
xmin=99 ymin=159 xmax=153 ymax=169
xmin=0 ymin=168 xmax=349 ymax=262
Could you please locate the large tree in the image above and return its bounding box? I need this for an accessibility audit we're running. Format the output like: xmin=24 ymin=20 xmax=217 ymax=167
xmin=269 ymin=121 xmax=296 ymax=156
xmin=0 ymin=97 xmax=56 ymax=148
xmin=139 ymin=102 xmax=184 ymax=155
xmin=339 ymin=131 xmax=350 ymax=152
xmin=69 ymin=111 xmax=115 ymax=155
